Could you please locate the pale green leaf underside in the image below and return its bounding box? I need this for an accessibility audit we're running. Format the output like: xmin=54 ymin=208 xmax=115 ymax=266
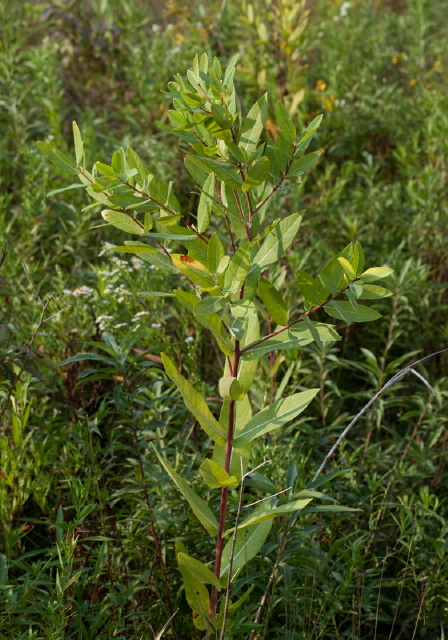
xmin=233 ymin=388 xmax=319 ymax=447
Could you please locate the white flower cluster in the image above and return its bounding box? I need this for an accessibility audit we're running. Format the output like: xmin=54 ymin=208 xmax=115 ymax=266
xmin=63 ymin=286 xmax=95 ymax=299
xmin=132 ymin=311 xmax=150 ymax=323
xmin=334 ymin=1 xmax=350 ymax=20
xmin=98 ymin=242 xmax=116 ymax=257
xmin=95 ymin=315 xmax=113 ymax=331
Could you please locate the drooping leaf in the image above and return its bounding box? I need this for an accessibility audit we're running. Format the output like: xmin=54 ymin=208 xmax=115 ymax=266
xmin=161 ymin=353 xmax=226 ymax=444
xmin=288 ymin=151 xmax=321 ymax=178
xmin=233 ymin=389 xmax=319 ymax=447
xmin=36 ymin=142 xmax=78 ymax=175
xmin=218 ymin=376 xmax=245 ymax=401
xmin=207 ymin=233 xmax=225 ymax=273
xmin=178 ymin=552 xmax=222 ymax=590
xmin=171 ymin=254 xmax=217 ymax=289
xmin=199 ymin=459 xmax=238 ymax=489
xmin=155 ymin=450 xmax=218 ymax=536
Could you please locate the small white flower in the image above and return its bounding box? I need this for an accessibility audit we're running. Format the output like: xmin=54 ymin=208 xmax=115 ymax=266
xmin=184 ymin=336 xmax=194 ymax=343
xmin=98 ymin=242 xmax=116 ymax=257
xmin=62 ymin=289 xmax=73 ymax=295
xmin=339 ymin=1 xmax=350 ymax=17
xmin=114 ymin=323 xmax=127 ymax=328
xmin=152 ymin=24 xmax=161 ymax=32
xmin=151 ymin=323 xmax=162 ymax=329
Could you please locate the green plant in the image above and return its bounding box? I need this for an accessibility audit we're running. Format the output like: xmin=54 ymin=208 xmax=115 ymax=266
xmin=39 ymin=52 xmax=394 ymax=637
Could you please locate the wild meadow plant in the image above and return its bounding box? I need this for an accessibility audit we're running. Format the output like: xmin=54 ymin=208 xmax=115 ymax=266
xmin=39 ymin=53 xmax=394 ymax=637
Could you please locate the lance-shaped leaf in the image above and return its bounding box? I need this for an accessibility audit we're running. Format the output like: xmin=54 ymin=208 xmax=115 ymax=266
xmin=176 ymin=548 xmax=210 ymax=630
xmin=303 ymin=315 xmax=323 ymax=351
xmin=225 ymin=497 xmax=313 ymax=535
xmin=241 ymin=323 xmax=340 ymax=360
xmin=72 ymin=121 xmax=84 ymax=165
xmin=288 ymin=151 xmax=321 ymax=178
xmin=220 ymin=507 xmax=274 ymax=581
xmin=275 ymin=101 xmax=296 ymax=143
xmin=239 ymin=93 xmax=268 ymax=160
xmin=358 ymin=285 xmax=393 ymax=299
xmin=359 ymin=267 xmax=394 ymax=282
xmin=197 ymin=172 xmax=215 ymax=233
xmin=237 ymin=313 xmax=260 ymax=393
xmin=233 ymin=389 xmax=319 ymax=447
xmin=36 ymin=141 xmax=78 ymax=175
xmin=119 ymin=241 xmax=178 ymax=273
xmin=207 ymin=233 xmax=225 ymax=273
xmin=161 ymin=353 xmax=226 ymax=444
xmin=155 ymin=451 xmax=218 ymax=536
xmin=242 ymin=156 xmax=270 ymax=191
xmin=257 ymin=278 xmax=288 ymax=326
xmin=324 ymin=301 xmax=382 ymax=323
xmin=253 ymin=211 xmax=302 ymax=271
xmin=194 ymin=156 xmax=242 ymax=189
xmin=199 ymin=459 xmax=238 ymax=489
xmin=178 ymin=552 xmax=222 ymax=591
xmin=223 ymin=243 xmax=252 ymax=294
xmin=194 ymin=296 xmax=227 ymax=315
xmin=171 ymin=254 xmax=217 ymax=289
xmin=101 ymin=210 xmax=144 ymax=235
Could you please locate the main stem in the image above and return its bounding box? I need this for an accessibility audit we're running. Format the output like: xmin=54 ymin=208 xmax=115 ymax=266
xmin=206 ymin=345 xmax=240 ymax=638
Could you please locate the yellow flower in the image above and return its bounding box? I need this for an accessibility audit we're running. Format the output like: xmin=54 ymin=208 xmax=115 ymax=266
xmin=391 ymin=56 xmax=399 ymax=65
xmin=316 ymin=79 xmax=327 ymax=92
xmin=433 ymin=60 xmax=442 ymax=69
xmin=175 ymin=32 xmax=185 ymax=43
xmin=409 ymin=78 xmax=417 ymax=86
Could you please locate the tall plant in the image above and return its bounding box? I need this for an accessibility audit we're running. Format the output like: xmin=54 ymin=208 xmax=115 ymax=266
xmin=38 ymin=53 xmax=392 ymax=636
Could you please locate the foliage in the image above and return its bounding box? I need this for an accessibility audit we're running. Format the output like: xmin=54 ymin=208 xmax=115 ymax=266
xmin=1 ymin=0 xmax=447 ymax=638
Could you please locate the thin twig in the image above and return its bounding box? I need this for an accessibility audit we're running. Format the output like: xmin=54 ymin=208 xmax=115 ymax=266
xmin=312 ymin=349 xmax=447 ymax=482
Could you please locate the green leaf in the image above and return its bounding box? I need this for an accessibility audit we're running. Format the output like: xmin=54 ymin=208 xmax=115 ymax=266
xmin=197 ymin=172 xmax=215 ymax=233
xmin=223 ymin=243 xmax=252 ymax=295
xmin=161 ymin=353 xmax=226 ymax=444
xmin=101 ymin=210 xmax=143 ymax=235
xmin=241 ymin=323 xmax=339 ymax=360
xmin=324 ymin=301 xmax=382 ymax=323
xmin=72 ymin=121 xmax=83 ymax=165
xmin=359 ymin=267 xmax=394 ymax=282
xmin=219 ymin=376 xmax=245 ymax=401
xmin=194 ymin=296 xmax=227 ymax=315
xmin=122 ymin=241 xmax=178 ymax=273
xmin=171 ymin=254 xmax=216 ymax=289
xmin=225 ymin=497 xmax=313 ymax=535
xmin=199 ymin=459 xmax=238 ymax=489
xmin=242 ymin=156 xmax=271 ymax=191
xmin=253 ymin=212 xmax=302 ymax=271
xmin=337 ymin=256 xmax=356 ymax=279
xmin=275 ymin=101 xmax=296 ymax=143
xmin=177 ymin=559 xmax=210 ymax=630
xmin=47 ymin=183 xmax=86 ymax=197
xmin=207 ymin=233 xmax=225 ymax=273
xmin=303 ymin=315 xmax=323 ymax=351
xmin=36 ymin=142 xmax=78 ymax=175
xmin=288 ymin=151 xmax=321 ymax=178
xmin=239 ymin=94 xmax=268 ymax=160
xmin=233 ymin=389 xmax=319 ymax=447
xmin=220 ymin=506 xmax=273 ymax=581
xmin=198 ymin=156 xmax=242 ymax=189
xmin=358 ymin=284 xmax=393 ymax=299
xmin=178 ymin=552 xmax=222 ymax=591
xmin=223 ymin=53 xmax=239 ymax=88
xmin=257 ymin=278 xmax=288 ymax=325
xmin=155 ymin=450 xmax=218 ymax=536
xmin=237 ymin=314 xmax=260 ymax=393
xmin=214 ymin=396 xmax=253 ymax=481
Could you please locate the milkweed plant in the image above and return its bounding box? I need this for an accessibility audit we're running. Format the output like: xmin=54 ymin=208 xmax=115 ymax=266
xmin=38 ymin=53 xmax=393 ymax=637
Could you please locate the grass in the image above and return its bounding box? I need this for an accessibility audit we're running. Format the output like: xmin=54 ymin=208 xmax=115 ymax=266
xmin=1 ymin=0 xmax=447 ymax=638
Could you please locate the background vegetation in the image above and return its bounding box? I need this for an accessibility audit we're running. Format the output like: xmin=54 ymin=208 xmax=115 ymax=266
xmin=1 ymin=0 xmax=447 ymax=638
